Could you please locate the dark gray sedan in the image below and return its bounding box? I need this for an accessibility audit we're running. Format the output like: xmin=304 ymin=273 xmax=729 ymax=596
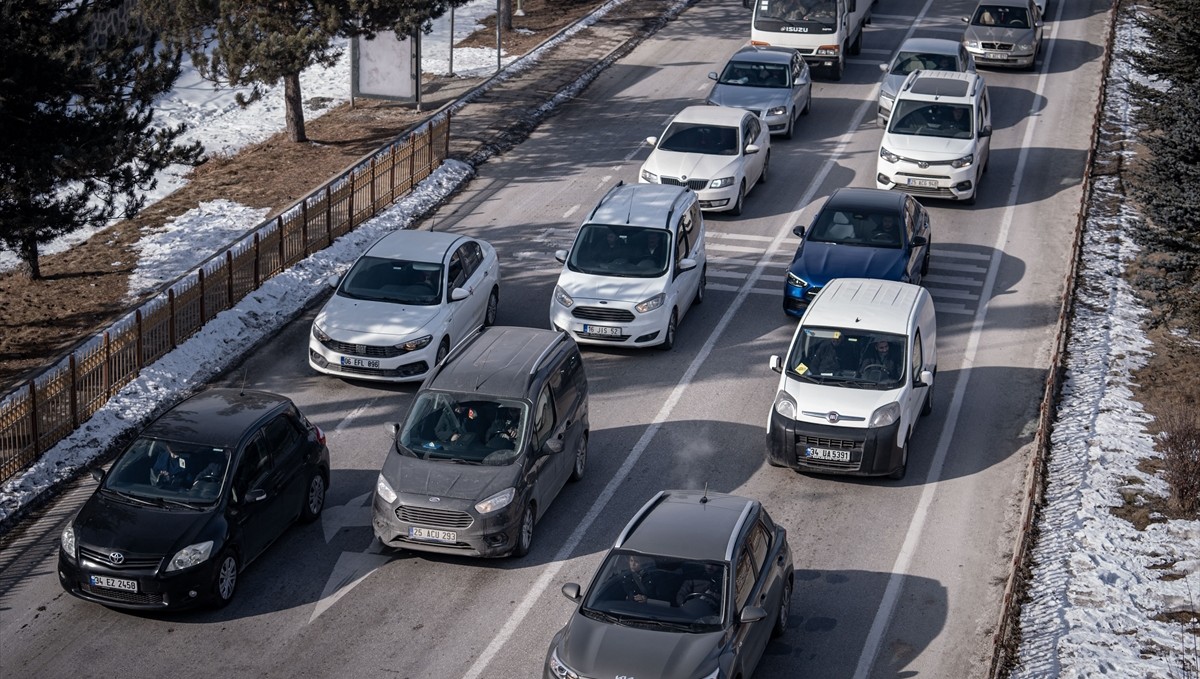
xmin=707 ymin=46 xmax=811 ymax=140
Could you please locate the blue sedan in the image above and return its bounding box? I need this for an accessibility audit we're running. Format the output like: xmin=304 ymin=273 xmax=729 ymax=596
xmin=784 ymin=188 xmax=931 ymax=316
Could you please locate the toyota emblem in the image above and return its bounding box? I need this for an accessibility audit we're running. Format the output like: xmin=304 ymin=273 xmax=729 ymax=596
xmin=428 ymin=497 xmax=441 ymax=503
xmin=109 ymin=552 xmax=125 ymax=565
xmin=917 ymin=161 xmax=930 ymax=169
xmin=826 ymin=411 xmax=841 ymax=424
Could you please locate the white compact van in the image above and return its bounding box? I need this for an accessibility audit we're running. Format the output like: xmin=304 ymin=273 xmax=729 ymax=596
xmin=767 ymin=278 xmax=936 ymax=479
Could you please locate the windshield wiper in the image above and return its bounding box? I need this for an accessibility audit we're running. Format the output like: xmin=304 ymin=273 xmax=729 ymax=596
xmin=636 ymin=619 xmax=699 ymax=632
xmin=159 ymin=497 xmax=203 ymax=510
xmin=103 ymin=488 xmax=158 ymax=506
xmin=581 ymin=608 xmax=626 ymax=625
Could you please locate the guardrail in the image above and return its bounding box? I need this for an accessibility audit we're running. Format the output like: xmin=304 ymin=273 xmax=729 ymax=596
xmin=0 ymin=114 xmax=450 ymax=483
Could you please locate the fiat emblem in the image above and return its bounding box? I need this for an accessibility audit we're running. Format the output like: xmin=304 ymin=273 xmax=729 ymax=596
xmin=429 ymin=497 xmax=441 ymax=503
xmin=826 ymin=411 xmax=841 ymax=423
xmin=109 ymin=552 xmax=125 ymax=565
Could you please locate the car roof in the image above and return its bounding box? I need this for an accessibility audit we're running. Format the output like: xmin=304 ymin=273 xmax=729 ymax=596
xmin=587 ymin=183 xmax=692 ymax=231
xmin=365 ymin=229 xmax=467 ymax=262
xmin=669 ymin=105 xmax=750 ymax=127
xmin=895 ymin=37 xmax=962 ymax=55
xmin=823 ymin=187 xmax=908 ymax=213
xmin=804 ymin=278 xmax=924 ymax=334
xmin=974 ymin=0 xmax=1029 ymax=7
xmin=728 ymin=45 xmax=796 ymax=65
xmin=616 ymin=490 xmax=758 ymax=562
xmin=142 ymin=389 xmax=291 ymax=449
xmin=427 ymin=326 xmax=571 ymax=399
xmin=900 ymin=70 xmax=980 ymax=99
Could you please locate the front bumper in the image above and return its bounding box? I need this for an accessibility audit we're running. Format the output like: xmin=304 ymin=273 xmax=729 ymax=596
xmin=766 ymin=408 xmax=904 ymax=477
xmin=308 ymin=336 xmax=432 ymax=382
xmin=58 ymin=550 xmax=216 ymax=610
xmin=965 ymin=45 xmax=1036 ymax=69
xmin=549 ymin=303 xmax=669 ymax=348
xmin=372 ymin=492 xmax=524 ymax=558
xmin=876 ymin=159 xmax=977 ymax=202
xmin=783 ymin=281 xmax=820 ymax=317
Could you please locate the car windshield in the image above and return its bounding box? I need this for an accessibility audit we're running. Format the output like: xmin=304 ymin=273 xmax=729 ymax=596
xmin=972 ymin=5 xmax=1030 ymax=28
xmin=755 ymin=0 xmax=837 ymax=28
xmin=658 ymin=123 xmax=740 ymax=156
xmin=398 ymin=391 xmax=529 ymax=465
xmin=567 ymin=224 xmax=671 ymax=278
xmin=807 ymin=209 xmax=904 ymax=248
xmin=718 ymin=61 xmax=789 ymax=88
xmin=581 ymin=550 xmax=728 ymax=633
xmin=890 ymin=51 xmax=958 ymax=75
xmin=888 ymin=102 xmax=973 ymax=139
xmin=786 ymin=327 xmax=908 ymax=388
xmin=337 ymin=256 xmax=443 ymax=305
xmin=103 ymin=437 xmax=231 ymax=505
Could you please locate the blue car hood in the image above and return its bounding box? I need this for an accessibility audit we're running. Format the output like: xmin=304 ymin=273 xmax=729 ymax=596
xmin=790 ymin=242 xmax=907 ymax=286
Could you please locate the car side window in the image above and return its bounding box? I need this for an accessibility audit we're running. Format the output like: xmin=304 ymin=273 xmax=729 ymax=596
xmin=461 ymin=242 xmax=483 ymax=278
xmin=448 ymin=251 xmax=466 ymax=291
xmin=745 ymin=116 xmax=762 ymax=145
xmin=748 ymin=521 xmax=771 ymax=572
xmin=534 ymin=386 xmax=557 ymax=447
xmin=904 ymin=199 xmax=918 ymax=241
xmin=734 ymin=549 xmax=756 ymax=611
xmin=261 ymin=414 xmax=303 ymax=465
xmin=233 ymin=433 xmax=272 ymax=501
xmin=912 ymin=329 xmax=924 ymax=374
xmin=675 ymin=223 xmax=690 ymax=273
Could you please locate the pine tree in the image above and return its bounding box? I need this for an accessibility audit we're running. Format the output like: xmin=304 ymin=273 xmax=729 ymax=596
xmin=0 ymin=0 xmax=204 ymax=279
xmin=140 ymin=0 xmax=474 ymax=144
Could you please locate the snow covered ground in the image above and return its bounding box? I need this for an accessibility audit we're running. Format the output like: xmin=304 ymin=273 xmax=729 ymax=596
xmin=0 ymin=1 xmax=1196 ymax=676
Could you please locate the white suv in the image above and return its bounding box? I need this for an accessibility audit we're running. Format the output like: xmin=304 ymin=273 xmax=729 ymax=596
xmin=550 ymin=183 xmax=706 ymax=351
xmin=875 ymin=70 xmax=992 ymax=205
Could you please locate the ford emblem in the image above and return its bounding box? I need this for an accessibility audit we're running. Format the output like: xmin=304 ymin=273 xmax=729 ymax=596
xmin=826 ymin=411 xmax=841 ymax=423
xmin=109 ymin=552 xmax=125 ymax=565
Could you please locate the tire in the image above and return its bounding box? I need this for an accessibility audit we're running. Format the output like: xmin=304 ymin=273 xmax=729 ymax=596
xmin=772 ymin=579 xmax=792 ymax=638
xmin=660 ymin=309 xmax=678 ymax=351
xmin=889 ymin=438 xmax=909 ymax=480
xmin=921 ymin=244 xmax=931 ymax=276
xmin=484 ymin=287 xmax=499 ymax=327
xmin=831 ymin=58 xmax=844 ymax=82
xmin=693 ymin=265 xmax=706 ymax=306
xmin=850 ymin=31 xmax=862 ymax=56
xmin=801 ymin=87 xmax=812 ymax=115
xmin=569 ymin=432 xmax=587 ymax=482
xmin=300 ymin=470 xmax=327 ymax=523
xmin=513 ymin=503 xmax=535 ymax=558
xmin=435 ymin=337 xmax=450 ymax=365
xmin=759 ymin=151 xmax=769 ymax=185
xmin=782 ymin=112 xmax=794 ymax=140
xmin=921 ymin=381 xmax=934 ymax=417
xmin=211 ymin=551 xmax=239 ymax=608
xmin=729 ymin=182 xmax=745 ymax=216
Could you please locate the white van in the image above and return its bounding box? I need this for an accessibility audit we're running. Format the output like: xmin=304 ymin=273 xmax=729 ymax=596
xmin=550 ymin=183 xmax=706 ymax=351
xmin=767 ymin=278 xmax=936 ymax=479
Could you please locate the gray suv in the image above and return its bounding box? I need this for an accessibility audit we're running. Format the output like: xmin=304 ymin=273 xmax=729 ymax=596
xmin=545 ymin=490 xmax=794 ymax=679
xmin=372 ymin=326 xmax=588 ymax=558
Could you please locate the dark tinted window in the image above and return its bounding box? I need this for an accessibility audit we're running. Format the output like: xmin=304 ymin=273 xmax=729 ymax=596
xmin=261 ymin=414 xmax=303 ymax=463
xmin=734 ymin=550 xmax=756 ymax=610
xmin=748 ymin=521 xmax=771 ymax=572
xmin=534 ymin=386 xmax=557 ymax=446
xmin=234 ymin=434 xmax=272 ymax=500
xmin=448 ymin=251 xmax=466 ymax=290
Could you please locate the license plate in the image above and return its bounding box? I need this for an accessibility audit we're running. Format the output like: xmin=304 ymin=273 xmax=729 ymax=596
xmin=409 ymin=527 xmax=456 ymax=543
xmin=581 ymin=324 xmax=622 ymax=337
xmin=805 ymin=447 xmax=851 ymax=462
xmin=89 ymin=575 xmax=138 ymax=592
xmin=907 ymin=178 xmax=939 ymax=188
xmin=339 ymin=356 xmax=380 ymax=368
xmin=985 ymin=52 xmax=1008 ymax=60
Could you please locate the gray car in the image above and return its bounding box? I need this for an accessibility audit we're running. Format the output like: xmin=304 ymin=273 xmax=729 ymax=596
xmin=962 ymin=0 xmax=1044 ymax=70
xmin=706 ymin=46 xmax=811 ymax=139
xmin=545 ymin=489 xmax=794 ymax=679
xmin=878 ymin=37 xmax=976 ymax=126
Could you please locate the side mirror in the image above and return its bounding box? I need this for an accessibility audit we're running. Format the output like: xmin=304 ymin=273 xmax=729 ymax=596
xmin=554 ymin=249 xmax=568 ymax=264
xmin=879 ymin=62 xmax=889 ymax=73
xmin=678 ymin=257 xmax=697 ymax=273
xmin=769 ymin=355 xmax=783 ymax=374
xmin=388 ymin=422 xmax=402 ymax=439
xmin=915 ymin=369 xmax=934 ymax=387
xmin=545 ymin=437 xmax=565 ymax=455
xmin=646 ymin=136 xmax=658 ymax=147
xmin=708 ymin=71 xmax=719 ymax=81
xmin=792 ymin=224 xmax=806 ymax=238
xmin=911 ymin=235 xmax=928 ymax=247
xmin=326 ymin=274 xmax=340 ymax=288
xmin=740 ymin=605 xmax=768 ymax=624
xmin=450 ymin=287 xmax=470 ymax=302
xmin=979 ymin=125 xmax=992 ymax=138
xmin=562 ymin=582 xmax=582 ymax=602
xmin=90 ymin=467 xmax=105 ymax=482
xmin=744 ymin=144 xmax=760 ymax=155
xmin=246 ymin=488 xmax=268 ymax=504
xmin=962 ymin=16 xmax=970 ymax=23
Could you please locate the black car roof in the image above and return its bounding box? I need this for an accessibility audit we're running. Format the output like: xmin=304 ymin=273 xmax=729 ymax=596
xmin=616 ymin=490 xmax=758 ymax=562
xmin=824 ymin=187 xmax=908 ymax=213
xmin=142 ymin=388 xmax=291 ymax=449
xmin=427 ymin=326 xmax=571 ymax=399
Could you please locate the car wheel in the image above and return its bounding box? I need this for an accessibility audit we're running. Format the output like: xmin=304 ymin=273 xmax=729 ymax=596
xmin=660 ymin=309 xmax=678 ymax=351
xmin=300 ymin=470 xmax=326 ymax=523
xmin=729 ymin=182 xmax=745 ymax=216
xmin=921 ymin=381 xmax=934 ymax=417
xmin=832 ymin=58 xmax=844 ymax=82
xmin=772 ymin=579 xmax=793 ymax=638
xmin=513 ymin=503 xmax=535 ymax=558
xmin=783 ymin=112 xmax=794 ymax=140
xmin=921 ymin=244 xmax=931 ymax=276
xmin=694 ymin=265 xmax=706 ymax=306
xmin=484 ymin=287 xmax=499 ymax=327
xmin=889 ymin=438 xmax=909 ymax=480
xmin=435 ymin=337 xmax=450 ymax=365
xmin=850 ymin=31 xmax=862 ymax=56
xmin=759 ymin=151 xmax=770 ymax=185
xmin=212 ymin=551 xmax=238 ymax=608
xmin=569 ymin=432 xmax=588 ymax=482
xmin=802 ymin=87 xmax=812 ymax=115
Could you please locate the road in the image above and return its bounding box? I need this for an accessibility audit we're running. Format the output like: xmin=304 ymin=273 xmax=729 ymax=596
xmin=0 ymin=0 xmax=1111 ymax=676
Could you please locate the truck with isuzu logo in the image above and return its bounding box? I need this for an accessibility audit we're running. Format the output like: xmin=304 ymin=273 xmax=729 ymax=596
xmin=745 ymin=0 xmax=872 ymax=81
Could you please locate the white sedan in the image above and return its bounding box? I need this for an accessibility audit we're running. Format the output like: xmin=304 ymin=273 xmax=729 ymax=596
xmin=308 ymin=230 xmax=500 ymax=382
xmin=639 ymin=105 xmax=770 ymax=216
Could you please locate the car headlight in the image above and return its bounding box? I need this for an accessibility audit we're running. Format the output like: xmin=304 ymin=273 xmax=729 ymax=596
xmin=60 ymin=525 xmax=76 ymax=560
xmin=553 ymin=285 xmax=574 ymax=308
xmin=787 ymin=272 xmax=808 ymax=288
xmin=475 ymin=487 xmax=515 ymax=515
xmin=1017 ymin=40 xmax=1035 ymax=51
xmin=767 ymin=106 xmax=787 ymax=116
xmin=635 ymin=293 xmax=666 ymax=313
xmin=376 ymin=473 xmax=397 ymax=504
xmin=709 ymin=176 xmax=735 ymax=189
xmin=880 ymin=91 xmax=895 ymax=107
xmin=165 ymin=540 xmax=214 ymax=572
xmin=312 ymin=323 xmax=331 ymax=343
xmin=950 ymin=154 xmax=974 ymax=169
xmin=964 ymin=39 xmax=980 ymax=49
xmin=774 ymin=392 xmax=797 ymax=420
xmin=641 ymin=168 xmax=659 ymax=183
xmin=548 ymin=647 xmax=580 ymax=679
xmin=880 ymin=147 xmax=901 ymax=164
xmin=869 ymin=402 xmax=902 ymax=427
xmin=816 ymin=44 xmax=839 ymax=57
xmin=396 ymin=335 xmax=432 ymax=352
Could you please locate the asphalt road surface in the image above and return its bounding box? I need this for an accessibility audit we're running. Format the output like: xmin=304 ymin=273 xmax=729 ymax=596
xmin=0 ymin=0 xmax=1112 ymax=676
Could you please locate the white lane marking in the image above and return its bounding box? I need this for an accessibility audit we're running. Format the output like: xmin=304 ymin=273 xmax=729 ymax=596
xmin=462 ymin=27 xmax=888 ymax=679
xmin=623 ymin=142 xmax=646 ymax=162
xmin=309 ymin=551 xmax=393 ymax=623
xmin=707 ymin=243 xmax=771 ymax=254
xmin=707 ymin=270 xmax=749 ymax=280
xmin=933 ymin=304 xmax=975 ymax=316
xmin=851 ymin=0 xmax=1066 ymax=675
xmin=930 ymin=288 xmax=981 ymax=301
xmin=935 ymin=262 xmax=989 ymax=274
xmin=923 ymin=273 xmax=984 ymax=287
xmin=563 ymin=204 xmax=580 ymax=220
xmin=706 ymin=231 xmax=777 ymax=242
xmin=320 ymin=491 xmax=374 ymax=544
xmin=333 ymin=398 xmax=378 ymax=437
xmin=932 ymin=249 xmax=991 ymax=261
xmin=596 ymin=174 xmax=613 ymax=190
xmin=708 ymin=283 xmax=778 ymax=295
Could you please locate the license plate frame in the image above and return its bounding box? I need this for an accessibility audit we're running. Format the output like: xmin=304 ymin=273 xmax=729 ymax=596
xmin=339 ymin=355 xmax=380 ymax=369
xmin=581 ymin=324 xmax=623 ymax=337
xmin=906 ymin=178 xmax=939 ymax=189
xmin=409 ymin=527 xmax=457 ymax=543
xmin=984 ymin=52 xmax=1008 ymax=60
xmin=89 ymin=574 xmax=138 ymax=592
xmin=805 ymin=447 xmax=851 ymax=463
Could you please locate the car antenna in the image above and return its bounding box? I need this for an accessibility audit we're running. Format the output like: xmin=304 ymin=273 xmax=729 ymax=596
xmin=701 ymin=482 xmax=709 ymax=504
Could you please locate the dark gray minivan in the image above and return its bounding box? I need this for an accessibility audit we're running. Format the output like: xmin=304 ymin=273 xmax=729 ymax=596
xmin=372 ymin=326 xmax=588 ymax=558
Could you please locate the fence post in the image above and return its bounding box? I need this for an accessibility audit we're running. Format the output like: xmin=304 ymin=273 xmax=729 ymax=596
xmin=103 ymin=331 xmax=111 ymax=400
xmin=410 ymin=133 xmax=417 ymax=184
xmin=445 ymin=114 xmax=451 ymax=159
xmin=69 ymin=354 xmax=78 ymax=427
xmin=370 ymin=157 xmax=377 ymax=215
xmin=29 ymin=382 xmax=39 ymax=455
xmin=277 ymin=216 xmax=286 ymax=270
xmin=348 ymin=174 xmax=356 ymax=229
xmin=168 ymin=288 xmax=176 ymax=348
xmin=390 ymin=145 xmax=397 ymax=202
xmin=226 ymin=251 xmax=234 ymax=308
xmin=253 ymin=233 xmax=261 ymax=287
xmin=325 ymin=186 xmax=333 ymax=246
xmin=136 ymin=309 xmax=144 ymax=369
xmin=198 ymin=268 xmax=206 ymax=323
xmin=301 ymin=200 xmax=310 ymax=256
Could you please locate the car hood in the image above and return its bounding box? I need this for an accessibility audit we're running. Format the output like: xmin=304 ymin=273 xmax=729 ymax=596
xmin=883 ymin=133 xmax=976 ymax=160
xmin=74 ymin=491 xmax=213 ymax=557
xmin=781 ymin=376 xmax=907 ymax=426
xmin=559 ymin=614 xmax=724 ymax=679
xmin=707 ymin=84 xmax=790 ymax=112
xmin=556 ymin=268 xmax=666 ymax=304
xmin=643 ymin=149 xmax=742 ymax=183
xmin=790 ymin=243 xmax=907 ymax=286
xmin=383 ymin=449 xmax=518 ymax=502
xmin=880 ymin=73 xmax=907 ymax=100
xmin=317 ymin=294 xmax=439 ymax=340
xmin=965 ymin=25 xmax=1036 ymax=44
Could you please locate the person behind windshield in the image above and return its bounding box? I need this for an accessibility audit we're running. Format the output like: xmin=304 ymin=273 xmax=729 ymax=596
xmin=870 ymin=214 xmax=902 ymax=246
xmin=859 ymin=339 xmax=901 ymax=380
xmin=151 ymin=443 xmax=188 ymax=489
xmin=485 ymin=407 xmax=521 ymax=450
xmin=675 ymin=563 xmax=722 ymax=610
xmin=622 ymin=554 xmax=670 ymax=603
xmin=429 ymin=402 xmax=484 ymax=446
xmin=598 ymin=229 xmax=627 ymax=263
xmin=807 ymin=334 xmax=856 ymax=375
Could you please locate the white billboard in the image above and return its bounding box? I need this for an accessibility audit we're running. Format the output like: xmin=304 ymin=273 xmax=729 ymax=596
xmin=351 ymin=32 xmax=420 ymax=103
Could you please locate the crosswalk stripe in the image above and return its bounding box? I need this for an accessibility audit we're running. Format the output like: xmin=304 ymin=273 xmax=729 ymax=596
xmin=708 ymin=283 xmax=778 ymax=295
xmin=706 ymin=231 xmax=778 ymax=242
xmin=935 ymin=304 xmax=975 ymax=316
xmin=931 ymin=248 xmax=991 ymax=261
xmin=707 ymin=243 xmax=772 ymax=254
xmin=931 ymin=288 xmax=980 ymax=301
xmin=933 ymin=262 xmax=989 ymax=274
xmin=923 ymin=273 xmax=983 ymax=287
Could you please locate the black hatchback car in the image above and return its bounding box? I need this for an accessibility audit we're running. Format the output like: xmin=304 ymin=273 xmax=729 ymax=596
xmin=58 ymin=388 xmax=330 ymax=610
xmin=545 ymin=490 xmax=793 ymax=679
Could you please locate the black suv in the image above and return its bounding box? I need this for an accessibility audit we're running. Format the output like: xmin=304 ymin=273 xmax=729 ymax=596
xmin=58 ymin=389 xmax=330 ymax=610
xmin=545 ymin=490 xmax=793 ymax=679
xmin=372 ymin=326 xmax=589 ymax=558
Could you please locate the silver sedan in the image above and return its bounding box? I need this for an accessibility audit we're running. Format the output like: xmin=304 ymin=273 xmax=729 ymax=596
xmin=706 ymin=46 xmax=812 ymax=140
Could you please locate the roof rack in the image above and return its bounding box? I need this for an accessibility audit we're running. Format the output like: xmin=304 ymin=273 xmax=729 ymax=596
xmin=526 ymin=331 xmax=571 ymax=388
xmin=724 ymin=500 xmax=755 ymax=561
xmin=614 ymin=490 xmax=669 ymax=548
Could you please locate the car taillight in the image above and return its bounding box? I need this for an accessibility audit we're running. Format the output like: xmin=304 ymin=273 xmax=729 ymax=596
xmin=314 ymin=424 xmax=326 ymax=446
